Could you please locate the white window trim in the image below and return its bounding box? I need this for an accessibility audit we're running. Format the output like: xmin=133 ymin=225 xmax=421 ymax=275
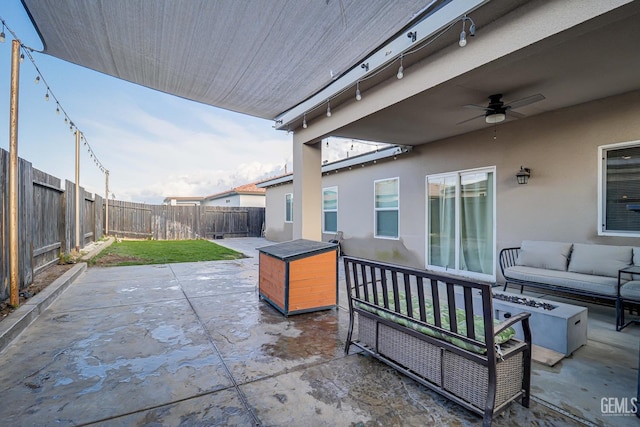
xmin=374 ymin=177 xmax=400 ymax=240
xmin=598 ymin=140 xmax=640 ymax=237
xmin=425 ymin=166 xmax=496 ymax=282
xmin=322 ymin=186 xmax=338 ymax=234
xmin=285 ymin=193 xmax=293 ymax=223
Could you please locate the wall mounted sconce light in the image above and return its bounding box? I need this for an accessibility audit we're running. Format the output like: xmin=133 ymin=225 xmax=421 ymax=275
xmin=516 ymin=166 xmax=531 ymax=185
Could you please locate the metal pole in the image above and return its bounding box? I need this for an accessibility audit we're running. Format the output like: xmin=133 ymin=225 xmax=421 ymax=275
xmin=75 ymin=130 xmax=80 ymax=251
xmin=105 ymin=170 xmax=109 ymax=235
xmin=8 ymin=40 xmax=20 ymax=307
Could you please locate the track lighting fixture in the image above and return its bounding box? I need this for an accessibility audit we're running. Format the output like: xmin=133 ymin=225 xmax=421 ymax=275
xmin=287 ymin=14 xmax=477 ymax=130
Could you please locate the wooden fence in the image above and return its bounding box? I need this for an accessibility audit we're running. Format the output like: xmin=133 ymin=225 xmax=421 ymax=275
xmin=107 ymin=201 xmax=264 ymax=240
xmin=0 ymin=147 xmax=264 ymax=301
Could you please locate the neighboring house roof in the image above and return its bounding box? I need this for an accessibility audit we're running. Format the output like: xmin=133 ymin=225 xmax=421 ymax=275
xmin=204 ymin=183 xmax=266 ymax=201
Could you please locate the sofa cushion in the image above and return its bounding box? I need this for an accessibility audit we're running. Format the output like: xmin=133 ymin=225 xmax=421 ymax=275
xmin=634 ymin=248 xmax=640 ymax=266
xmin=504 ymin=266 xmax=618 ymax=297
xmin=621 ymin=281 xmax=640 ymax=301
xmin=354 ymin=295 xmax=515 ymax=355
xmin=568 ymin=243 xmax=633 ymax=278
xmin=515 ymin=240 xmax=572 ymax=271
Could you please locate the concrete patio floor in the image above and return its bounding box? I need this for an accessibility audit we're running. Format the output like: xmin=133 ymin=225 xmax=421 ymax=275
xmin=0 ymin=237 xmax=637 ymax=426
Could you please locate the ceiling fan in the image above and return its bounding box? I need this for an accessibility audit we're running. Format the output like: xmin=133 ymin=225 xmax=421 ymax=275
xmin=459 ymin=93 xmax=545 ymax=125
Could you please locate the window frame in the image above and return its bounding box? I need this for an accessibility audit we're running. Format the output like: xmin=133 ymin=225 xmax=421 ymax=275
xmin=425 ymin=166 xmax=496 ymax=282
xmin=374 ymin=177 xmax=400 ymax=240
xmin=322 ymin=186 xmax=338 ymax=234
xmin=598 ymin=140 xmax=640 ymax=237
xmin=284 ymin=193 xmax=293 ymax=223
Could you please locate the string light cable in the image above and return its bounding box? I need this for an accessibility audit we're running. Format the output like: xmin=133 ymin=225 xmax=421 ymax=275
xmin=289 ymin=15 xmax=475 ymax=129
xmin=0 ymin=16 xmax=110 ymax=178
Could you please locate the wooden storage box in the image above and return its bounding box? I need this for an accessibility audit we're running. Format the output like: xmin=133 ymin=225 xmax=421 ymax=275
xmin=258 ymin=239 xmax=338 ymax=316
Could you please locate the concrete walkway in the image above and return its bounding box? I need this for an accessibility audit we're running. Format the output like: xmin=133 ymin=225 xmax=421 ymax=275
xmin=0 ymin=238 xmax=631 ymax=426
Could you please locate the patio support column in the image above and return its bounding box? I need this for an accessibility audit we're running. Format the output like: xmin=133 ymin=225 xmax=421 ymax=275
xmin=292 ymin=134 xmax=321 ymax=241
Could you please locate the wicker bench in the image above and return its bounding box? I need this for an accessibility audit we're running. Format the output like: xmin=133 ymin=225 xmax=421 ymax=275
xmin=343 ymin=256 xmax=532 ymax=427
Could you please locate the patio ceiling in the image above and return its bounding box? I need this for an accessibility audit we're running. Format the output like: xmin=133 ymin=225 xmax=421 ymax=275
xmin=327 ymin=0 xmax=640 ymax=145
xmin=21 ymin=0 xmax=438 ymax=120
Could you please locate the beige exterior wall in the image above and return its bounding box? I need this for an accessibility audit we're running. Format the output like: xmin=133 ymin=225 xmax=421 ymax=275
xmin=265 ymin=91 xmax=640 ymax=280
xmin=264 ymin=184 xmax=294 ymax=242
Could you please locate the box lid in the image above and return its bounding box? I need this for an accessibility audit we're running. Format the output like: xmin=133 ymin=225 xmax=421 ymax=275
xmin=258 ymin=239 xmax=337 ymax=261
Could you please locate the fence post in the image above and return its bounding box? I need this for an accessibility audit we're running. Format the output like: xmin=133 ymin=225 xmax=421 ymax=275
xmin=8 ymin=39 xmax=21 ymax=307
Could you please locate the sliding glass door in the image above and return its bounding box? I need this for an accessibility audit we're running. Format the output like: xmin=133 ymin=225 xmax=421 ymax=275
xmin=427 ymin=168 xmax=495 ymax=280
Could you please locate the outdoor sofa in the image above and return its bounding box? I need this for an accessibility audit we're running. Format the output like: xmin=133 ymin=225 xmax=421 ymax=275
xmin=499 ymin=240 xmax=640 ymax=330
xmin=343 ymin=256 xmax=531 ymax=427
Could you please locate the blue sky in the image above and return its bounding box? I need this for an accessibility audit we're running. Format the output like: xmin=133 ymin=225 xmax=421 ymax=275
xmin=0 ymin=0 xmax=295 ymax=204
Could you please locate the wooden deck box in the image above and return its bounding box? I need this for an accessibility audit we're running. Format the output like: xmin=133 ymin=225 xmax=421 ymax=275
xmin=258 ymin=239 xmax=338 ymax=316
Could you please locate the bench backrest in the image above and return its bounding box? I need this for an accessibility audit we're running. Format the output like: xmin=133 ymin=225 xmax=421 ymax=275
xmin=343 ymin=256 xmax=496 ymax=353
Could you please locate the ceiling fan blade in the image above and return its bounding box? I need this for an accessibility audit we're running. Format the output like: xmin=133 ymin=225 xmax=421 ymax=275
xmin=457 ymin=113 xmax=485 ymax=125
xmin=463 ymin=104 xmax=489 ymax=111
xmin=505 ymin=93 xmax=545 ymax=110
xmin=507 ymin=110 xmax=526 ymax=119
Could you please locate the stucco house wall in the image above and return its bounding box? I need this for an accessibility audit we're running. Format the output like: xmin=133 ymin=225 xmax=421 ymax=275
xmin=263 ymin=91 xmax=640 ymax=281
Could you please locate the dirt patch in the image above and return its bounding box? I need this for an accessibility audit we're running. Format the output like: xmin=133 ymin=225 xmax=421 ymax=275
xmin=0 ymin=263 xmax=74 ymax=322
xmin=91 ymin=253 xmax=146 ymax=266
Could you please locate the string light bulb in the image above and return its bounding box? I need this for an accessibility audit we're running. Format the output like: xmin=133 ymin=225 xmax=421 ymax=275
xmin=326 ymin=100 xmax=331 ymax=117
xmin=35 ymin=76 xmax=40 ymax=84
xmin=302 ymin=114 xmax=307 ymax=129
xmin=459 ymin=28 xmax=467 ymax=47
xmin=19 ymin=53 xmax=24 ymax=63
xmin=355 ymin=82 xmax=362 ymax=101
xmin=45 ymin=91 xmax=49 ymax=101
xmin=397 ymin=55 xmax=404 ymax=79
xmin=0 ymin=23 xmax=5 ymax=43
xmin=56 ymin=104 xmax=60 ymax=115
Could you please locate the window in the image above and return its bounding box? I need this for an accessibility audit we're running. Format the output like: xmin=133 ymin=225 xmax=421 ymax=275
xmin=285 ymin=193 xmax=293 ymax=223
xmin=599 ymin=141 xmax=640 ymax=236
xmin=323 ymin=187 xmax=338 ymax=233
xmin=374 ymin=178 xmax=399 ymax=238
xmin=427 ymin=167 xmax=495 ymax=280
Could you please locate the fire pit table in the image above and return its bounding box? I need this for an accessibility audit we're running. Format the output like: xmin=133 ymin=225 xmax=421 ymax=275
xmin=455 ymin=289 xmax=587 ymax=356
xmin=491 ymin=291 xmax=587 ymax=356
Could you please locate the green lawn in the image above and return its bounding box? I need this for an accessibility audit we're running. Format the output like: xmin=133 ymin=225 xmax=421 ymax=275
xmin=90 ymin=239 xmax=244 ymax=266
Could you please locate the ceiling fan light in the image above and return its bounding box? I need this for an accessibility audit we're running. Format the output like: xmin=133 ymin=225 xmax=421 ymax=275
xmin=485 ymin=112 xmax=505 ymax=124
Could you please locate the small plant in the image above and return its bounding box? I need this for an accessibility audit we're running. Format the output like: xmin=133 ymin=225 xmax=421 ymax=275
xmin=58 ymin=250 xmax=79 ymax=265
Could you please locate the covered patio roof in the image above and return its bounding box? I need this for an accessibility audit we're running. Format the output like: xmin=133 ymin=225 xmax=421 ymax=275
xmin=21 ymin=0 xmax=640 ymax=146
